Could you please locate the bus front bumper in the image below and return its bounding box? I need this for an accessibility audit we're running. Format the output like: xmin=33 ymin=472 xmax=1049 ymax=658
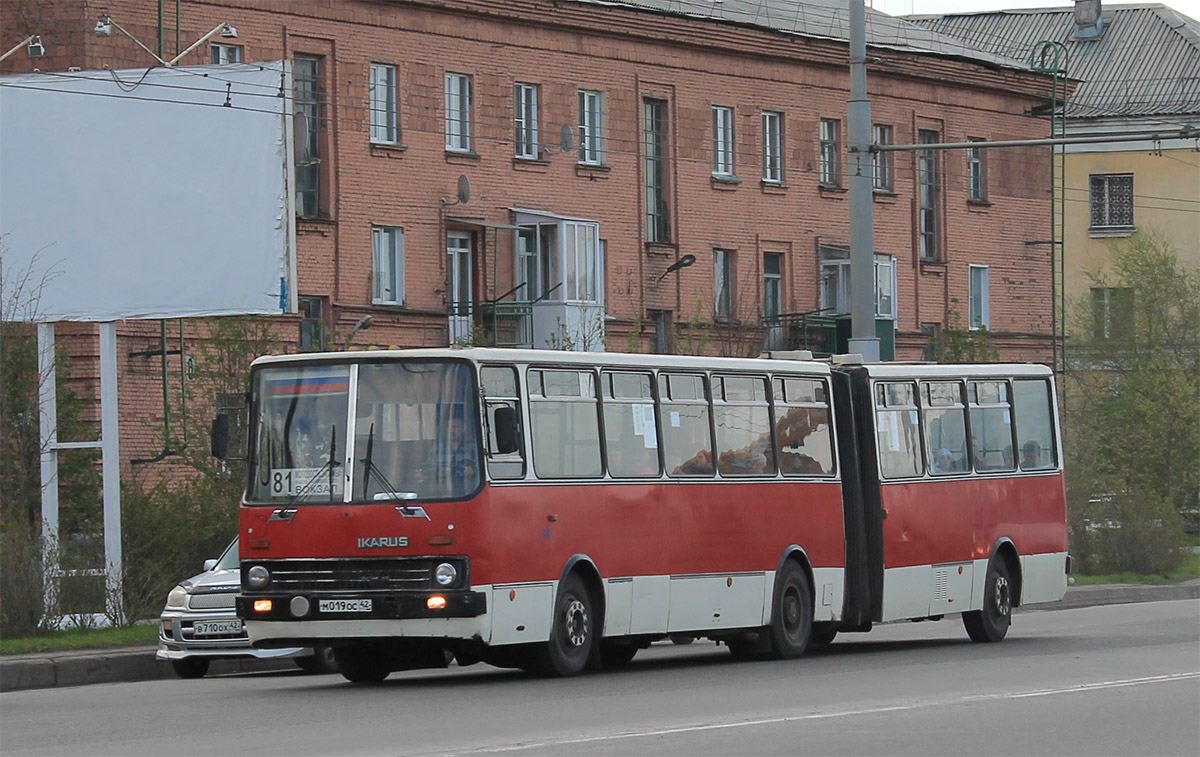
xmin=236 ymin=590 xmax=486 ymax=622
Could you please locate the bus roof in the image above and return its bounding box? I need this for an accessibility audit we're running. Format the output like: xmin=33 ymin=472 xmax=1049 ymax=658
xmin=856 ymin=363 xmax=1053 ymax=379
xmin=249 ymin=347 xmax=832 ymax=375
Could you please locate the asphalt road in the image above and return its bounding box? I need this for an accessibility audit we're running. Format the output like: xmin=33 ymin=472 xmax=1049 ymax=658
xmin=2 ymin=600 xmax=1197 ymax=757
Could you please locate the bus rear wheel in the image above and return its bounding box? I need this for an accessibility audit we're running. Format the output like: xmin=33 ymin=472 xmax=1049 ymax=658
xmin=963 ymin=559 xmax=1012 ymax=643
xmin=767 ymin=562 xmax=813 ymax=659
xmin=334 ymin=644 xmax=390 ymax=683
xmin=531 ymin=573 xmax=595 ymax=677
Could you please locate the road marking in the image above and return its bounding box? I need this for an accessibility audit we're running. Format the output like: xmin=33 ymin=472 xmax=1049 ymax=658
xmin=425 ymin=672 xmax=1200 ymax=756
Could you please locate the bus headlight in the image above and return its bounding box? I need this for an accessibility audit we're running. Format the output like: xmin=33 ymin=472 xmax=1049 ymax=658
xmin=246 ymin=565 xmax=270 ymax=590
xmin=434 ymin=563 xmax=458 ymax=587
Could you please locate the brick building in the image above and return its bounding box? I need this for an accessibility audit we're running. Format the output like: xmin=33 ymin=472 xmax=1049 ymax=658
xmin=2 ymin=0 xmax=1060 ymax=472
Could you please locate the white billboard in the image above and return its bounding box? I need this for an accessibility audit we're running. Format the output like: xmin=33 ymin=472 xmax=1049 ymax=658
xmin=0 ymin=63 xmax=294 ymax=321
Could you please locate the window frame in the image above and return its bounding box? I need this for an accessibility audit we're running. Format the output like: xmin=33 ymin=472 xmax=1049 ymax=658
xmin=872 ymin=123 xmax=893 ymax=192
xmin=763 ymin=252 xmax=783 ymax=321
xmin=819 ymin=118 xmax=841 ymax=187
xmin=712 ymin=105 xmax=735 ymax=177
xmin=761 ymin=110 xmax=783 ymax=183
xmin=643 ymin=97 xmax=671 ymax=244
xmin=444 ymin=72 xmax=472 ymax=153
xmin=369 ymin=62 xmax=400 ymax=145
xmin=211 ymin=43 xmax=242 ymax=64
xmin=1089 ymin=173 xmax=1134 ymax=230
xmin=969 ymin=264 xmax=990 ymax=331
xmin=514 ymin=82 xmax=539 ymax=160
xmin=967 ymin=137 xmax=987 ymax=202
xmin=714 ymin=248 xmax=734 ymax=321
xmin=918 ymin=129 xmax=940 ymax=261
xmin=578 ymin=89 xmax=605 ymax=166
xmin=293 ymin=55 xmax=324 ymax=219
xmin=372 ymin=225 xmax=405 ymax=306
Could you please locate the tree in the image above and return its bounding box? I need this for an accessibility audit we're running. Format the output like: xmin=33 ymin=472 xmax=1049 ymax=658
xmin=1064 ymin=231 xmax=1200 ymax=574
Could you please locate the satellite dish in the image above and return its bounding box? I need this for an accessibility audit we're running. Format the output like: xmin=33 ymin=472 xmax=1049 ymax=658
xmin=456 ymin=175 xmax=472 ymax=205
xmin=293 ymin=110 xmax=314 ymax=165
xmin=559 ymin=123 xmax=575 ymax=152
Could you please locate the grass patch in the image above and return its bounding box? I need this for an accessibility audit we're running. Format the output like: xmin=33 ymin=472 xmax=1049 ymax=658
xmin=1072 ymin=550 xmax=1200 ymax=586
xmin=1 ymin=623 xmax=158 ymax=656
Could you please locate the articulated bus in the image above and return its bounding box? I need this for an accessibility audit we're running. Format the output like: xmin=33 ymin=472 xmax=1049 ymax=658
xmin=219 ymin=348 xmax=1068 ymax=682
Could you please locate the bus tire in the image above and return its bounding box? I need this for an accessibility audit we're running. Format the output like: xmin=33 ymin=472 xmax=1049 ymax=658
xmin=295 ymin=646 xmax=338 ymax=674
xmin=963 ymin=559 xmax=1012 ymax=643
xmin=532 ymin=573 xmax=595 ymax=677
xmin=334 ymin=644 xmax=391 ymax=683
xmin=810 ymin=622 xmax=838 ymax=648
xmin=767 ymin=561 xmax=813 ymax=659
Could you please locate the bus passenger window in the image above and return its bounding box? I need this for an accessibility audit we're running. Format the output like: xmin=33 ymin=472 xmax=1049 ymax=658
xmin=1013 ymin=379 xmax=1057 ymax=470
xmin=661 ymin=373 xmax=714 ymax=477
xmin=774 ymin=377 xmax=835 ymax=476
xmin=481 ymin=366 xmax=525 ymax=479
xmin=923 ymin=381 xmax=968 ymax=475
xmin=874 ymin=382 xmax=922 ymax=478
xmin=714 ymin=375 xmax=775 ymax=476
xmin=529 ymin=368 xmax=602 ymax=478
xmin=602 ymin=371 xmax=660 ymax=478
xmin=969 ymin=381 xmax=1015 ymax=473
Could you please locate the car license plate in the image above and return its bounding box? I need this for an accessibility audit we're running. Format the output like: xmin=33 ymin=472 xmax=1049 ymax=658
xmin=318 ymin=598 xmax=372 ymax=613
xmin=193 ymin=619 xmax=242 ymax=636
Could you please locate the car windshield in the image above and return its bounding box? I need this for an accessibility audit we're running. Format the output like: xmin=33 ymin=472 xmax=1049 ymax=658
xmin=214 ymin=539 xmax=239 ymax=571
xmin=247 ymin=360 xmax=480 ymax=503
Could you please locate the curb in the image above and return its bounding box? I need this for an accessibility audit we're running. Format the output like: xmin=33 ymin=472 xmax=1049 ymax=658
xmin=3 ymin=581 xmax=1197 ymax=693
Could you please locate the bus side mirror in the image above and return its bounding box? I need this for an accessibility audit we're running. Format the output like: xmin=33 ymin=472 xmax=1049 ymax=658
xmin=211 ymin=412 xmax=230 ymax=459
xmin=493 ymin=406 xmax=519 ymax=454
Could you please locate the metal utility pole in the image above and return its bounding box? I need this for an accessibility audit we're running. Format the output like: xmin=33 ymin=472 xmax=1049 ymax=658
xmin=848 ymin=0 xmax=880 ymax=362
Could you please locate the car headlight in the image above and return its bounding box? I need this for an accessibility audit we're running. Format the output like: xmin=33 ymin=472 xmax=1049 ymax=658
xmin=434 ymin=563 xmax=458 ymax=587
xmin=246 ymin=565 xmax=270 ymax=590
xmin=166 ymin=585 xmax=188 ymax=608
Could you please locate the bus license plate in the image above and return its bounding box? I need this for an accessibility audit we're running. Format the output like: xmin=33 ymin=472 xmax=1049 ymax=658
xmin=193 ymin=619 xmax=242 ymax=636
xmin=318 ymin=599 xmax=372 ymax=613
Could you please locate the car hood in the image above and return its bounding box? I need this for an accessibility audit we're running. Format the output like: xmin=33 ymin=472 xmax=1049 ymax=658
xmin=181 ymin=567 xmax=240 ymax=594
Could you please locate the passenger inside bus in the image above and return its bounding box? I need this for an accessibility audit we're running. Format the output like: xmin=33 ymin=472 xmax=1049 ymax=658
xmin=674 ymin=448 xmax=713 ymax=475
xmin=1021 ymin=440 xmax=1041 ymax=469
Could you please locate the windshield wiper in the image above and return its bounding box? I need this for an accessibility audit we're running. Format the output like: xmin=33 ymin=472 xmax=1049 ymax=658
xmin=360 ymin=423 xmax=415 ymax=501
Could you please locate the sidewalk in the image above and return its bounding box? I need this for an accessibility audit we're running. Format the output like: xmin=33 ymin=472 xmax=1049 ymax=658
xmin=2 ymin=580 xmax=1197 ymax=692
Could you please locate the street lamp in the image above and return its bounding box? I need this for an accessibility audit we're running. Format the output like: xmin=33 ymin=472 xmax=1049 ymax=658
xmin=93 ymin=17 xmax=238 ymax=67
xmin=345 ymin=315 xmax=374 ymax=350
xmin=0 ymin=35 xmax=46 ymax=63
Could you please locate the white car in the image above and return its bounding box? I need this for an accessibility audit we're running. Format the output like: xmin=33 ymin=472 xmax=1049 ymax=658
xmin=157 ymin=538 xmax=336 ymax=678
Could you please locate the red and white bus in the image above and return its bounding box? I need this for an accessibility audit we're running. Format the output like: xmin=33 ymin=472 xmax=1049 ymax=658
xmin=221 ymin=348 xmax=1068 ymax=682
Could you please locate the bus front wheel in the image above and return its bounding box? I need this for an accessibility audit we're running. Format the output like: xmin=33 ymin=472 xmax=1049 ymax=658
xmin=963 ymin=559 xmax=1012 ymax=643
xmin=335 ymin=644 xmax=391 ymax=683
xmin=532 ymin=573 xmax=595 ymax=677
xmin=767 ymin=561 xmax=813 ymax=659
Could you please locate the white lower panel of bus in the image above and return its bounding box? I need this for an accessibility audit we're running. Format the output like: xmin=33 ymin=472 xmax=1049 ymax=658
xmin=246 ymin=612 xmax=493 ymax=646
xmin=881 ymin=551 xmax=1069 ymax=622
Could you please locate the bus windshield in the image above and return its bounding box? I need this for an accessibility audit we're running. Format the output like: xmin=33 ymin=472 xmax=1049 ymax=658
xmin=247 ymin=360 xmax=480 ymax=503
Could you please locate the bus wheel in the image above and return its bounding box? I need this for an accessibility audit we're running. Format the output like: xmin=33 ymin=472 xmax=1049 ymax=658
xmin=334 ymin=644 xmax=390 ymax=683
xmin=767 ymin=562 xmax=813 ymax=659
xmin=963 ymin=559 xmax=1012 ymax=643
xmin=533 ymin=573 xmax=595 ymax=677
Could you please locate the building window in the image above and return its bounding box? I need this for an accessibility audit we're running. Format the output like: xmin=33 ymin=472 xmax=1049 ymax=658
xmin=918 ymin=129 xmax=940 ymax=261
xmin=714 ymin=248 xmax=733 ymax=320
xmin=515 ymin=215 xmax=602 ymax=304
xmin=372 ymin=226 xmax=404 ymax=305
xmin=369 ymin=63 xmax=399 ymax=145
xmin=1091 ymin=287 xmax=1133 ymax=340
xmin=819 ymin=245 xmax=896 ymax=319
xmin=1090 ymin=174 xmax=1134 ymax=229
xmin=514 ymin=83 xmax=539 ymax=159
xmin=969 ymin=264 xmax=990 ymax=330
xmin=763 ymin=253 xmax=782 ymax=321
xmin=712 ymin=105 xmax=734 ymax=177
xmin=872 ymin=124 xmax=892 ymax=192
xmin=445 ymin=72 xmax=472 ymax=152
xmin=578 ymin=90 xmax=605 ymax=165
xmin=644 ymin=98 xmax=670 ymax=243
xmin=967 ymin=138 xmax=987 ymax=202
xmin=819 ymin=118 xmax=840 ymax=187
xmin=294 ymin=56 xmax=323 ymax=218
xmin=761 ymin=111 xmax=782 ymax=182
xmin=211 ymin=44 xmax=242 ymax=64
xmin=921 ymin=322 xmax=941 ymax=360
xmin=298 ymin=296 xmax=325 ymax=351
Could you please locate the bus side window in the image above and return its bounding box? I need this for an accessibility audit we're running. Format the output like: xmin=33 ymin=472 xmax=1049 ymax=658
xmin=874 ymin=381 xmax=923 ymax=478
xmin=713 ymin=375 xmax=775 ymax=476
xmin=923 ymin=381 xmax=968 ymax=475
xmin=1013 ymin=379 xmax=1057 ymax=471
xmin=481 ymin=365 xmax=525 ymax=479
xmin=969 ymin=380 xmax=1015 ymax=473
xmin=661 ymin=373 xmax=714 ymax=477
xmin=528 ymin=368 xmax=602 ymax=478
xmin=774 ymin=377 xmax=835 ymax=476
xmin=602 ymin=371 xmax=660 ymax=478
